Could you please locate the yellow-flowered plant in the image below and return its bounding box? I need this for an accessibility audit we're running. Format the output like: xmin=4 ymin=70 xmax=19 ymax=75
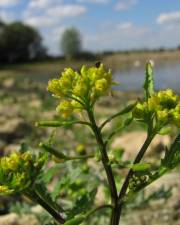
xmin=1 ymin=62 xmax=179 ymax=225
xmin=133 ymin=89 xmax=180 ymax=128
xmin=0 ymin=151 xmax=45 ymax=195
xmin=47 ymin=64 xmax=113 ymax=118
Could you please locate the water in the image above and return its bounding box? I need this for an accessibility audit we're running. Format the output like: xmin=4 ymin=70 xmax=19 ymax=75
xmin=5 ymin=61 xmax=180 ymax=92
xmin=113 ymin=63 xmax=180 ymax=92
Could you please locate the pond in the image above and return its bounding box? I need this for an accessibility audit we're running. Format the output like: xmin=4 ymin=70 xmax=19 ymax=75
xmin=113 ymin=62 xmax=180 ymax=92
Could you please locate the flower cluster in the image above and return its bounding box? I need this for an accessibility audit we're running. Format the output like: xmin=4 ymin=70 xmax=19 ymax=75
xmin=47 ymin=64 xmax=113 ymax=118
xmin=133 ymin=89 xmax=180 ymax=127
xmin=0 ymin=151 xmax=45 ymax=195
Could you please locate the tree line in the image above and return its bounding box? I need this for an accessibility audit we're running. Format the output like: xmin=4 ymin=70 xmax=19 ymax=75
xmin=0 ymin=21 xmax=46 ymax=63
xmin=0 ymin=20 xmax=97 ymax=64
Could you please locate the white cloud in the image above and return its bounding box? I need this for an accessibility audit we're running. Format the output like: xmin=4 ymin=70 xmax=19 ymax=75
xmin=0 ymin=0 xmax=20 ymax=7
xmin=83 ymin=22 xmax=150 ymax=51
xmin=157 ymin=11 xmax=180 ymax=25
xmin=47 ymin=4 xmax=87 ymax=17
xmin=77 ymin=0 xmax=109 ymax=4
xmin=23 ymin=3 xmax=87 ymax=28
xmin=0 ymin=11 xmax=16 ymax=22
xmin=115 ymin=0 xmax=138 ymax=11
xmin=24 ymin=16 xmax=55 ymax=28
xmin=117 ymin=22 xmax=133 ymax=30
xmin=28 ymin=0 xmax=63 ymax=9
xmin=116 ymin=22 xmax=149 ymax=37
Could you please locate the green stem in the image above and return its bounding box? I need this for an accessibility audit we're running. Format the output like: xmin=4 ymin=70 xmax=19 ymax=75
xmin=86 ymin=204 xmax=112 ymax=219
xmin=87 ymin=108 xmax=118 ymax=203
xmin=115 ymin=132 xmax=155 ymax=224
xmin=36 ymin=120 xmax=91 ymax=128
xmin=118 ymin=133 xmax=155 ymax=202
xmin=110 ymin=204 xmax=121 ymax=225
xmin=67 ymin=154 xmax=94 ymax=161
xmin=100 ymin=101 xmax=137 ymax=131
xmin=40 ymin=142 xmax=94 ymax=161
xmin=25 ymin=190 xmax=65 ymax=224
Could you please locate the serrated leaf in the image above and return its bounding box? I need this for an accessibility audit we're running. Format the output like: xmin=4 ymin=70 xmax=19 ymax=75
xmin=51 ymin=167 xmax=82 ymax=200
xmin=67 ymin=189 xmax=97 ymax=219
xmin=161 ymin=134 xmax=180 ymax=169
xmin=143 ymin=61 xmax=154 ymax=100
xmin=41 ymin=164 xmax=62 ymax=184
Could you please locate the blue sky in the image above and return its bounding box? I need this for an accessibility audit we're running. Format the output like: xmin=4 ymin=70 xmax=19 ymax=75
xmin=1 ymin=0 xmax=180 ymax=55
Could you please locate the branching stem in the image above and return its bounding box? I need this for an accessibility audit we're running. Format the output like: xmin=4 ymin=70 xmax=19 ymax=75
xmin=25 ymin=190 xmax=65 ymax=224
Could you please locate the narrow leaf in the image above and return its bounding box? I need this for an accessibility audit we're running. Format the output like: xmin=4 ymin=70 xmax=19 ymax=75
xmin=143 ymin=61 xmax=154 ymax=100
xmin=161 ymin=134 xmax=180 ymax=169
xmin=39 ymin=143 xmax=68 ymax=160
xmin=128 ymin=163 xmax=151 ymax=171
xmin=64 ymin=215 xmax=86 ymax=225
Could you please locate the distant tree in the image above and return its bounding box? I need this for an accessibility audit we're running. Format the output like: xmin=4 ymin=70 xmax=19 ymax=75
xmin=61 ymin=27 xmax=81 ymax=59
xmin=0 ymin=22 xmax=46 ymax=63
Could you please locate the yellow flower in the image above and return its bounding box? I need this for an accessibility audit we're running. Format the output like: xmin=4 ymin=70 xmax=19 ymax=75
xmin=56 ymin=101 xmax=74 ymax=118
xmin=132 ymin=102 xmax=147 ymax=119
xmin=133 ymin=88 xmax=179 ymax=127
xmin=157 ymin=89 xmax=178 ymax=109
xmin=0 ymin=185 xmax=12 ymax=195
xmin=157 ymin=109 xmax=169 ymax=122
xmin=47 ymin=79 xmax=62 ymax=97
xmin=95 ymin=78 xmax=108 ymax=93
xmin=171 ymin=110 xmax=180 ymax=127
xmin=48 ymin=64 xmax=114 ymax=118
xmin=73 ymin=80 xmax=88 ymax=97
xmin=76 ymin=144 xmax=86 ymax=155
xmin=0 ymin=151 xmax=46 ymax=195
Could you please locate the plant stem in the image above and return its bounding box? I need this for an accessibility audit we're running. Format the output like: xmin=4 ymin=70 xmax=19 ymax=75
xmin=118 ymin=133 xmax=155 ymax=201
xmin=26 ymin=190 xmax=65 ymax=224
xmin=87 ymin=106 xmax=155 ymax=225
xmin=100 ymin=101 xmax=137 ymax=131
xmin=115 ymin=132 xmax=155 ymax=223
xmin=86 ymin=204 xmax=113 ymax=219
xmin=110 ymin=204 xmax=121 ymax=225
xmin=87 ymin=108 xmax=118 ymax=203
xmin=36 ymin=120 xmax=91 ymax=128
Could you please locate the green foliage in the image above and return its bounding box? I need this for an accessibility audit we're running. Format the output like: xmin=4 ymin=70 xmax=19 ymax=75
xmin=1 ymin=62 xmax=179 ymax=225
xmin=143 ymin=61 xmax=154 ymax=99
xmin=161 ymin=134 xmax=180 ymax=169
xmin=61 ymin=28 xmax=81 ymax=59
xmin=0 ymin=21 xmax=46 ymax=63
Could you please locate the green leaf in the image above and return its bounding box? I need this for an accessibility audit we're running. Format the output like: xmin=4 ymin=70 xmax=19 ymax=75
xmin=51 ymin=167 xmax=82 ymax=200
xmin=128 ymin=163 xmax=151 ymax=171
xmin=158 ymin=126 xmax=171 ymax=135
xmin=41 ymin=164 xmax=62 ymax=184
xmin=161 ymin=134 xmax=180 ymax=169
xmin=35 ymin=182 xmax=64 ymax=213
xmin=39 ymin=143 xmax=68 ymax=160
xmin=119 ymin=101 xmax=137 ymax=114
xmin=19 ymin=143 xmax=29 ymax=153
xmin=64 ymin=215 xmax=86 ymax=225
xmin=143 ymin=61 xmax=154 ymax=100
xmin=67 ymin=189 xmax=97 ymax=219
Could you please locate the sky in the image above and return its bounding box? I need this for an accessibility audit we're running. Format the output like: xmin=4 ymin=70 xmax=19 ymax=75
xmin=1 ymin=0 xmax=180 ymax=55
